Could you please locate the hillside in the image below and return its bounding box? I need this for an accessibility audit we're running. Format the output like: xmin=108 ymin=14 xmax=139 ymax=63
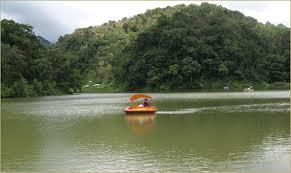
xmin=37 ymin=36 xmax=52 ymax=48
xmin=1 ymin=3 xmax=290 ymax=97
xmin=1 ymin=19 xmax=83 ymax=97
xmin=55 ymin=3 xmax=290 ymax=90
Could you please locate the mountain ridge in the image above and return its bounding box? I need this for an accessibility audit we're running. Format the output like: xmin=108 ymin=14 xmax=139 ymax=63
xmin=37 ymin=35 xmax=52 ymax=48
xmin=54 ymin=2 xmax=290 ymax=90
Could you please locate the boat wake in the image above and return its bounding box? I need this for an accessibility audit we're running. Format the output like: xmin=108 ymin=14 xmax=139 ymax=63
xmin=206 ymin=102 xmax=290 ymax=113
xmin=157 ymin=108 xmax=202 ymax=115
xmin=157 ymin=102 xmax=290 ymax=115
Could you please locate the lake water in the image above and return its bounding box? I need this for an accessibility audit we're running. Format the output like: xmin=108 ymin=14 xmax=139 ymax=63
xmin=1 ymin=91 xmax=290 ymax=172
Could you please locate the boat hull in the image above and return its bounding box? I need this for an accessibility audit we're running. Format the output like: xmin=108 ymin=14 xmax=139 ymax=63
xmin=124 ymin=106 xmax=157 ymax=114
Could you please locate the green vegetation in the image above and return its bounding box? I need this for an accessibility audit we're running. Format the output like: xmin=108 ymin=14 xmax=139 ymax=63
xmin=1 ymin=20 xmax=83 ymax=97
xmin=1 ymin=3 xmax=290 ymax=97
xmin=37 ymin=36 xmax=52 ymax=48
xmin=81 ymin=87 xmax=115 ymax=93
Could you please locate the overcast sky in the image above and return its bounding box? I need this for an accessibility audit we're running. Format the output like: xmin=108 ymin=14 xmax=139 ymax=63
xmin=1 ymin=1 xmax=290 ymax=43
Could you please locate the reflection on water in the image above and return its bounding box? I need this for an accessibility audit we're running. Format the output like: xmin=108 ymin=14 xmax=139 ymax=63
xmin=1 ymin=91 xmax=290 ymax=172
xmin=125 ymin=114 xmax=156 ymax=135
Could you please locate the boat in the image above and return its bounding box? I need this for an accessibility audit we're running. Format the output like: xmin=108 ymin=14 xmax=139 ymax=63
xmin=124 ymin=105 xmax=157 ymax=114
xmin=124 ymin=94 xmax=157 ymax=114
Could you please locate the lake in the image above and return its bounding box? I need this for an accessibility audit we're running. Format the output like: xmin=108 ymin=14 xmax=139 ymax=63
xmin=1 ymin=91 xmax=290 ymax=172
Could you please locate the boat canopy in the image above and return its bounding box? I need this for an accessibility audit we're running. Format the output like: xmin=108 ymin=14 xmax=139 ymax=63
xmin=129 ymin=94 xmax=153 ymax=102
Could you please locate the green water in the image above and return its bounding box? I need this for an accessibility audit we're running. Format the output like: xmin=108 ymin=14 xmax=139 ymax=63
xmin=1 ymin=91 xmax=290 ymax=172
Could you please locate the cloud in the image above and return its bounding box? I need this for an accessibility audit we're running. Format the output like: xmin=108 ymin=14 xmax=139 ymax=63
xmin=1 ymin=1 xmax=289 ymax=43
xmin=1 ymin=1 xmax=71 ymax=42
xmin=215 ymin=1 xmax=290 ymax=26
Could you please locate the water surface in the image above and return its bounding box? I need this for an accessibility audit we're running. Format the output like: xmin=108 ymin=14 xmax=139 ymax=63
xmin=2 ymin=91 xmax=290 ymax=172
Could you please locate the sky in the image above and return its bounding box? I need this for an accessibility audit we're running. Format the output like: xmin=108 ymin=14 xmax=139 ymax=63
xmin=1 ymin=1 xmax=290 ymax=43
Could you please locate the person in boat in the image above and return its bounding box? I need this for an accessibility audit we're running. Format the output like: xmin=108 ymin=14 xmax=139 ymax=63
xmin=143 ymin=98 xmax=150 ymax=107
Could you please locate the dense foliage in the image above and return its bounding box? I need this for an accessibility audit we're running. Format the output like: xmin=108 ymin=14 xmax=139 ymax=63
xmin=55 ymin=3 xmax=289 ymax=90
xmin=1 ymin=3 xmax=290 ymax=97
xmin=1 ymin=19 xmax=83 ymax=97
xmin=115 ymin=3 xmax=290 ymax=89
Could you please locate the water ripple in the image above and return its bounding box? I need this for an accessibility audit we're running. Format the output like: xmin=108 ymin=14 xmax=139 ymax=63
xmin=158 ymin=102 xmax=290 ymax=115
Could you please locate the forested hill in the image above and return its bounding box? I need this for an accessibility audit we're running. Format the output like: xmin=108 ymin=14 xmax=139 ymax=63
xmin=37 ymin=36 xmax=52 ymax=48
xmin=1 ymin=3 xmax=290 ymax=97
xmin=55 ymin=3 xmax=290 ymax=90
xmin=1 ymin=20 xmax=83 ymax=97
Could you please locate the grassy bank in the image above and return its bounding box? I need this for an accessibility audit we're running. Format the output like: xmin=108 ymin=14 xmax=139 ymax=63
xmin=197 ymin=81 xmax=290 ymax=91
xmin=80 ymin=86 xmax=116 ymax=93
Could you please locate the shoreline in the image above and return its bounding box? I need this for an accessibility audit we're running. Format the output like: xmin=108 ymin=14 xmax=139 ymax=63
xmin=2 ymin=89 xmax=290 ymax=100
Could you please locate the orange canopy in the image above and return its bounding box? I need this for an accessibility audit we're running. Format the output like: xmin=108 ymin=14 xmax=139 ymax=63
xmin=129 ymin=94 xmax=153 ymax=102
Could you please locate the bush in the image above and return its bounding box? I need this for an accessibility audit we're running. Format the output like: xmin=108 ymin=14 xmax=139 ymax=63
xmin=268 ymin=82 xmax=290 ymax=90
xmin=159 ymin=84 xmax=170 ymax=90
xmin=1 ymin=85 xmax=13 ymax=98
xmin=32 ymin=79 xmax=44 ymax=95
xmin=42 ymin=81 xmax=58 ymax=95
xmin=11 ymin=78 xmax=36 ymax=97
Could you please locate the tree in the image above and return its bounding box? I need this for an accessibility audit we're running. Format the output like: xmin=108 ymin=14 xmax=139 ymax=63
xmin=181 ymin=57 xmax=201 ymax=86
xmin=218 ymin=63 xmax=229 ymax=77
xmin=268 ymin=55 xmax=288 ymax=82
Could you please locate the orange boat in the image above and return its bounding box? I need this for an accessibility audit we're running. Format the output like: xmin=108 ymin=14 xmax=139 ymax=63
xmin=124 ymin=105 xmax=157 ymax=114
xmin=124 ymin=94 xmax=157 ymax=114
